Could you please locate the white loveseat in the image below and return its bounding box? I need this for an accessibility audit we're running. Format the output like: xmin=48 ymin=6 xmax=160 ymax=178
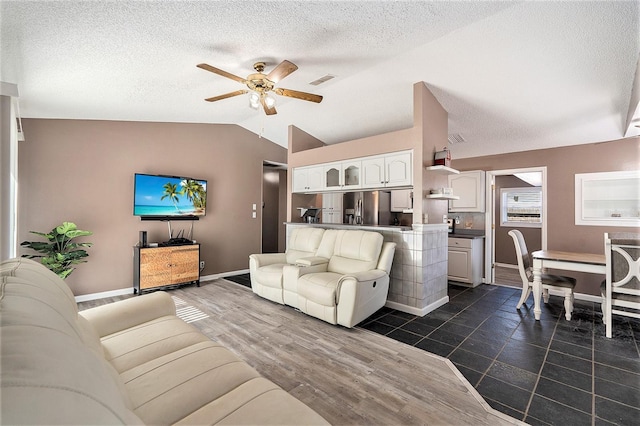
xmin=250 ymin=228 xmax=396 ymax=328
xmin=0 ymin=257 xmax=328 ymax=425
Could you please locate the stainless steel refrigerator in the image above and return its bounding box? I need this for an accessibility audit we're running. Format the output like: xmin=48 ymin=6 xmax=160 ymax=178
xmin=342 ymin=191 xmax=391 ymax=226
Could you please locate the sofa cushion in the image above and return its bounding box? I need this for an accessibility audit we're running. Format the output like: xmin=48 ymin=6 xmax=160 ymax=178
xmin=252 ymin=263 xmax=289 ymax=288
xmin=0 ymin=325 xmax=142 ymax=425
xmin=0 ymin=275 xmax=86 ymax=342
xmin=120 ymin=341 xmax=265 ymax=424
xmin=175 ymin=377 xmax=328 ymax=426
xmin=328 ymin=230 xmax=383 ymax=274
xmin=96 ymin=315 xmax=213 ymax=374
xmin=297 ymin=272 xmax=343 ymax=307
xmin=285 ymin=228 xmax=325 ymax=264
xmin=0 ymin=257 xmax=77 ymax=312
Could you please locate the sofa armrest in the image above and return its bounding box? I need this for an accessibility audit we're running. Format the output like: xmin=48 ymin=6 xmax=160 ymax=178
xmin=338 ymin=270 xmax=387 ymax=285
xmin=295 ymin=256 xmax=329 ymax=267
xmin=283 ymin=262 xmax=329 ymax=290
xmin=79 ymin=291 xmax=176 ymax=338
xmin=249 ymin=253 xmax=287 ymax=269
xmin=336 ymin=270 xmax=390 ymax=328
xmin=282 ymin=262 xmax=330 ymax=308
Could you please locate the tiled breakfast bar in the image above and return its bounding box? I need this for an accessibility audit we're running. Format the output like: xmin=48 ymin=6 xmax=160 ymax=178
xmin=285 ymin=223 xmax=450 ymax=316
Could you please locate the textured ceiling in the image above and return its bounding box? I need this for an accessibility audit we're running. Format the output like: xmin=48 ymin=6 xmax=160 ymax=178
xmin=1 ymin=1 xmax=638 ymax=159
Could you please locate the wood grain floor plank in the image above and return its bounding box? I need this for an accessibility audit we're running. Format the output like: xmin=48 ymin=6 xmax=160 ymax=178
xmin=79 ymin=279 xmax=525 ymax=425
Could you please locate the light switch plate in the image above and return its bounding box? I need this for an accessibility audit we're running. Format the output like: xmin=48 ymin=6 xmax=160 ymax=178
xmin=252 ymin=212 xmax=256 ymax=218
xmin=252 ymin=204 xmax=257 ymax=210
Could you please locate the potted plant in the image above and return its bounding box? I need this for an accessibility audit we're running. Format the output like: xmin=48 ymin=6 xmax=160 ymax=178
xmin=21 ymin=221 xmax=93 ymax=279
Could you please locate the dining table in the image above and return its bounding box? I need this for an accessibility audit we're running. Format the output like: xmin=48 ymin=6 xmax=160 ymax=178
xmin=531 ymin=250 xmax=606 ymax=320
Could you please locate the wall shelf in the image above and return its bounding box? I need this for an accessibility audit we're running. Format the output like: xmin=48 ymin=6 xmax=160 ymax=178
xmin=425 ymin=165 xmax=459 ymax=175
xmin=426 ymin=194 xmax=460 ymax=200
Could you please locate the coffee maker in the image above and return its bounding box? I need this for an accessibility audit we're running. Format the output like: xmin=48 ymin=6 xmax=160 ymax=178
xmin=297 ymin=207 xmax=321 ymax=223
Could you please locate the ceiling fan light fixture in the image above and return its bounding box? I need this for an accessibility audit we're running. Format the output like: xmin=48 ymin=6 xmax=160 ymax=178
xmin=264 ymin=94 xmax=276 ymax=108
xmin=249 ymin=92 xmax=261 ymax=109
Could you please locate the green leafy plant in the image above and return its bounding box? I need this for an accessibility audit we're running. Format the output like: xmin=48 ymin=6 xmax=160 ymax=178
xmin=21 ymin=222 xmax=93 ymax=279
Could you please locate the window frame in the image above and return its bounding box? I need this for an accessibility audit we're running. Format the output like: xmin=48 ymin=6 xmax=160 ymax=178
xmin=500 ymin=186 xmax=543 ymax=228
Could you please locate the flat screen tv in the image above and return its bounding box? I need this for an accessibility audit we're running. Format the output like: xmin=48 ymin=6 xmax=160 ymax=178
xmin=133 ymin=173 xmax=207 ymax=220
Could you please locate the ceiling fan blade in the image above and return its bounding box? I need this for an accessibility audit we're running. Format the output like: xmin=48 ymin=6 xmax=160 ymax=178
xmin=197 ymin=63 xmax=246 ymax=84
xmin=204 ymin=89 xmax=248 ymax=102
xmin=261 ymin=97 xmax=277 ymax=115
xmin=266 ymin=60 xmax=298 ymax=83
xmin=273 ymin=88 xmax=323 ymax=103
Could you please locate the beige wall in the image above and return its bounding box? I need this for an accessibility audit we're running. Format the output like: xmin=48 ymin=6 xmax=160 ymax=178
xmin=18 ymin=119 xmax=286 ymax=296
xmin=454 ymin=136 xmax=639 ymax=295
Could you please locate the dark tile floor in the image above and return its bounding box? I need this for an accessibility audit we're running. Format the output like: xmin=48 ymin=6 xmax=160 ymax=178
xmin=360 ymin=284 xmax=640 ymax=425
xmin=227 ymin=274 xmax=640 ymax=425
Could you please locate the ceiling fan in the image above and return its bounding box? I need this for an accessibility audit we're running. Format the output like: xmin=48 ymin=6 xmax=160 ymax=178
xmin=197 ymin=60 xmax=323 ymax=115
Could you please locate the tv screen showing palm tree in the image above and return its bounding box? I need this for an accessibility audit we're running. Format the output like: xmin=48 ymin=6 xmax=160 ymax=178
xmin=133 ymin=173 xmax=207 ymax=218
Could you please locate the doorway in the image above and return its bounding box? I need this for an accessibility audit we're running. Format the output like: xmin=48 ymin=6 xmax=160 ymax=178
xmin=485 ymin=167 xmax=547 ymax=286
xmin=262 ymin=161 xmax=287 ymax=254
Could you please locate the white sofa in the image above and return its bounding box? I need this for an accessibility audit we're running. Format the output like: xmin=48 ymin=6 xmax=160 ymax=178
xmin=250 ymin=228 xmax=396 ymax=328
xmin=0 ymin=257 xmax=328 ymax=425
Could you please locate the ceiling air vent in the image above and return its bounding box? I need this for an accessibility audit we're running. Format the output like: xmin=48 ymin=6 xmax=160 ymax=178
xmin=448 ymin=133 xmax=465 ymax=144
xmin=309 ymin=74 xmax=336 ymax=86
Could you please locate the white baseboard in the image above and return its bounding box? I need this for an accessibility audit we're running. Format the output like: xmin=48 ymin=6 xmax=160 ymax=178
xmin=74 ymin=269 xmax=250 ymax=303
xmin=386 ymin=295 xmax=449 ymax=317
xmin=75 ymin=287 xmax=133 ymax=303
xmin=201 ymin=269 xmax=249 ymax=282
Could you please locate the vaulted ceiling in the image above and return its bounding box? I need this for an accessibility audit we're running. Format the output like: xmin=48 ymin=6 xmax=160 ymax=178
xmin=1 ymin=1 xmax=638 ymax=159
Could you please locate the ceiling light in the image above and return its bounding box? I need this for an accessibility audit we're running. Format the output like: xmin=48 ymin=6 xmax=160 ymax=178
xmin=264 ymin=94 xmax=276 ymax=108
xmin=249 ymin=92 xmax=260 ymax=109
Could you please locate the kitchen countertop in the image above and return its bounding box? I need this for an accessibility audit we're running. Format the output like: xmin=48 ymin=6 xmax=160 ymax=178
xmin=449 ymin=230 xmax=485 ymax=239
xmin=285 ymin=222 xmax=413 ymax=232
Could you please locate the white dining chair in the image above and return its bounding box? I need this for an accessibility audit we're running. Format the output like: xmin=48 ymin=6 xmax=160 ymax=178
xmin=508 ymin=229 xmax=576 ymax=320
xmin=601 ymin=232 xmax=640 ymax=338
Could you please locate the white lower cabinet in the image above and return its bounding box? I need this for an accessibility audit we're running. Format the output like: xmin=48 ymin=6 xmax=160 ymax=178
xmin=448 ymin=237 xmax=483 ymax=287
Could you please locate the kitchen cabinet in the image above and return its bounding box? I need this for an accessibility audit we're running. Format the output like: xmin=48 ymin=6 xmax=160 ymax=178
xmin=322 ymin=193 xmax=343 ymax=224
xmin=362 ymin=151 xmax=412 ymax=189
xmin=293 ymin=150 xmax=412 ymax=193
xmin=575 ymin=170 xmax=640 ymax=227
xmin=448 ymin=170 xmax=486 ymax=212
xmin=324 ymin=160 xmax=361 ymax=191
xmin=293 ymin=165 xmax=324 ymax=193
xmin=134 ymin=244 xmax=200 ymax=294
xmin=391 ymin=189 xmax=413 ymax=212
xmin=448 ymin=237 xmax=483 ymax=287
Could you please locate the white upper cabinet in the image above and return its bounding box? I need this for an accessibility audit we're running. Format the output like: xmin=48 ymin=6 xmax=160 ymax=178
xmin=390 ymin=189 xmax=413 ymax=212
xmin=362 ymin=151 xmax=412 ymax=189
xmin=293 ymin=150 xmax=412 ymax=193
xmin=361 ymin=156 xmax=385 ymax=188
xmin=385 ymin=151 xmax=412 ymax=187
xmin=324 ymin=160 xmax=361 ymax=191
xmin=293 ymin=165 xmax=324 ymax=193
xmin=448 ymin=170 xmax=486 ymax=212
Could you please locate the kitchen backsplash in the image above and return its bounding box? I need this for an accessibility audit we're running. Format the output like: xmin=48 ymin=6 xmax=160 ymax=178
xmin=447 ymin=212 xmax=485 ymax=230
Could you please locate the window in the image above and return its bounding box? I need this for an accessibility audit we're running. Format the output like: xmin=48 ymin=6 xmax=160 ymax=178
xmin=500 ymin=187 xmax=542 ymax=228
xmin=575 ymin=170 xmax=640 ymax=227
